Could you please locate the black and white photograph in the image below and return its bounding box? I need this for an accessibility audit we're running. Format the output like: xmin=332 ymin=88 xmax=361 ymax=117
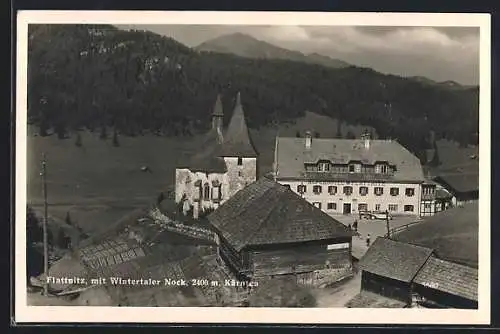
xmin=15 ymin=11 xmax=490 ymax=324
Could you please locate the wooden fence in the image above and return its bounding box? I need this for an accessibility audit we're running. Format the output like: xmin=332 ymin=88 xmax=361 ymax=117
xmin=386 ymin=220 xmax=423 ymax=238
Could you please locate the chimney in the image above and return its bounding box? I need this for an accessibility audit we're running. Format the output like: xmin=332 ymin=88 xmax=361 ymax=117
xmin=305 ymin=131 xmax=312 ymax=149
xmin=361 ymin=130 xmax=371 ymax=150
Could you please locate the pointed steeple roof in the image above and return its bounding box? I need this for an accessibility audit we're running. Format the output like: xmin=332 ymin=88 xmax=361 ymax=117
xmin=212 ymin=94 xmax=224 ymax=117
xmin=187 ymin=128 xmax=226 ymax=173
xmin=219 ymin=92 xmax=258 ymax=158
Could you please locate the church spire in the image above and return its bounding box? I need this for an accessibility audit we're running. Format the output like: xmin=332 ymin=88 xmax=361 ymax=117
xmin=219 ymin=92 xmax=257 ymax=158
xmin=211 ymin=94 xmax=224 ymax=136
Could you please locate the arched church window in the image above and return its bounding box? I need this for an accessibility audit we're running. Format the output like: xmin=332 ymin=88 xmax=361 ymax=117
xmin=203 ymin=183 xmax=210 ymax=200
xmin=194 ymin=180 xmax=202 ymax=201
xmin=211 ymin=180 xmax=222 ymax=201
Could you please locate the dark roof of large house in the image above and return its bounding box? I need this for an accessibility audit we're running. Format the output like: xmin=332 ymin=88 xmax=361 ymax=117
xmin=434 ymin=173 xmax=479 ymax=195
xmin=207 ymin=177 xmax=352 ymax=251
xmin=275 ymin=137 xmax=424 ymax=182
xmin=359 ymin=237 xmax=434 ymax=283
xmin=218 ymin=92 xmax=258 ymax=158
xmin=392 ymin=202 xmax=478 ymax=268
xmin=413 ymin=255 xmax=478 ymax=302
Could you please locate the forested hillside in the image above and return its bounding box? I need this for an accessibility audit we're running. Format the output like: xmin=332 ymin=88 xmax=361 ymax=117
xmin=27 ymin=24 xmax=479 ymax=158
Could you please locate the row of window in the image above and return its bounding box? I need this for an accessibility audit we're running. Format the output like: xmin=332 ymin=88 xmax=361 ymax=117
xmin=294 ymin=185 xmax=415 ymax=197
xmin=194 ymin=183 xmax=222 ymax=201
xmin=315 ymin=161 xmax=393 ymax=174
xmin=313 ymin=202 xmax=415 ymax=212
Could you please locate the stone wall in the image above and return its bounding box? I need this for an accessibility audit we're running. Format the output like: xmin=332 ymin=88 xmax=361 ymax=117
xmin=223 ymin=157 xmax=257 ymax=198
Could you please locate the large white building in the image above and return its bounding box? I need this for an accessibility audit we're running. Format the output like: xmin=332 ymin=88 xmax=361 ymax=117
xmin=273 ymin=131 xmax=426 ymax=217
xmin=175 ymin=93 xmax=258 ymax=218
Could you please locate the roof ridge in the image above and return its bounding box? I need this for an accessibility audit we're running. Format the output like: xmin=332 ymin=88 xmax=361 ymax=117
xmin=384 ymin=237 xmax=434 ymax=252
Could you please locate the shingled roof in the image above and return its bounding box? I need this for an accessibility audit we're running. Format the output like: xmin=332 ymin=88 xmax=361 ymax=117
xmin=218 ymin=92 xmax=258 ymax=158
xmin=207 ymin=177 xmax=352 ymax=251
xmin=359 ymin=237 xmax=434 ymax=283
xmin=413 ymin=255 xmax=478 ymax=302
xmin=275 ymin=137 xmax=424 ymax=182
xmin=392 ymin=202 xmax=478 ymax=268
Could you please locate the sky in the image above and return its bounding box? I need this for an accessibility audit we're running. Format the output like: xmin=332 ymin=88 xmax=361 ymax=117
xmin=116 ymin=25 xmax=480 ymax=85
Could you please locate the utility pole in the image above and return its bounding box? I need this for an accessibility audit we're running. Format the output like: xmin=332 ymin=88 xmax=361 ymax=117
xmin=41 ymin=153 xmax=49 ymax=296
xmin=385 ymin=210 xmax=391 ymax=239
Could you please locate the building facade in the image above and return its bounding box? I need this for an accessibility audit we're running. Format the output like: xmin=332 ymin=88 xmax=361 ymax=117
xmin=274 ymin=131 xmax=425 ymax=217
xmin=175 ymin=93 xmax=258 ymax=218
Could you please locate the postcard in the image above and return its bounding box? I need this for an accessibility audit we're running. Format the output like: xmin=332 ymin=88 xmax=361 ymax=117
xmin=14 ymin=10 xmax=491 ymax=324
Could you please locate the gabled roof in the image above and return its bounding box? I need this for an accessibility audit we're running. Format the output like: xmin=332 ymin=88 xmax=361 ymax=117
xmin=275 ymin=137 xmax=424 ymax=182
xmin=218 ymin=92 xmax=258 ymax=158
xmin=207 ymin=177 xmax=352 ymax=251
xmin=392 ymin=202 xmax=478 ymax=268
xmin=413 ymin=255 xmax=478 ymax=302
xmin=359 ymin=237 xmax=434 ymax=283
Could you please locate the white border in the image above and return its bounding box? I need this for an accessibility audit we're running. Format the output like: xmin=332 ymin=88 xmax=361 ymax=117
xmin=15 ymin=11 xmax=491 ymax=324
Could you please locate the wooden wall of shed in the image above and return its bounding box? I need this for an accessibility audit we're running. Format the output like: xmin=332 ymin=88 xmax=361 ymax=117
xmin=250 ymin=242 xmax=352 ymax=277
xmin=217 ymin=237 xmax=245 ymax=278
xmin=361 ymin=271 xmax=412 ymax=304
xmin=413 ymin=284 xmax=478 ymax=309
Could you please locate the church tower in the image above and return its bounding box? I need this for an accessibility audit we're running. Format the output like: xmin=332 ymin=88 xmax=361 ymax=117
xmin=212 ymin=93 xmax=224 ymax=135
xmin=219 ymin=92 xmax=258 ymax=197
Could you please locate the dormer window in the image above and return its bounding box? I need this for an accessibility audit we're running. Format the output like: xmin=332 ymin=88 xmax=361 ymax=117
xmin=348 ymin=162 xmax=361 ymax=173
xmin=376 ymin=162 xmax=389 ymax=174
xmin=318 ymin=161 xmax=330 ymax=172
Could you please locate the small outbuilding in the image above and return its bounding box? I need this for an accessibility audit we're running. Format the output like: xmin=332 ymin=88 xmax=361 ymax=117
xmin=357 ymin=237 xmax=434 ymax=305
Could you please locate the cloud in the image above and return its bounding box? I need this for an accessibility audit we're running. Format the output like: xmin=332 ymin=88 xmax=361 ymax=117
xmin=116 ymin=24 xmax=479 ymax=85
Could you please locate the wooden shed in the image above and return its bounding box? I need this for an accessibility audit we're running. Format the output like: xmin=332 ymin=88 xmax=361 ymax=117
xmin=358 ymin=237 xmax=434 ymax=305
xmin=412 ymin=256 xmax=478 ymax=309
xmin=207 ymin=177 xmax=353 ymax=286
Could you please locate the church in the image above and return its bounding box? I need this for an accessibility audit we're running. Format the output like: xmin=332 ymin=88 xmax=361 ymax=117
xmin=175 ymin=93 xmax=258 ymax=218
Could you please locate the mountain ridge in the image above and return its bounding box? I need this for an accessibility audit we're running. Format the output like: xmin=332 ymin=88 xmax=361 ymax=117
xmin=195 ymin=32 xmax=351 ymax=69
xmin=27 ymin=25 xmax=479 ymax=158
